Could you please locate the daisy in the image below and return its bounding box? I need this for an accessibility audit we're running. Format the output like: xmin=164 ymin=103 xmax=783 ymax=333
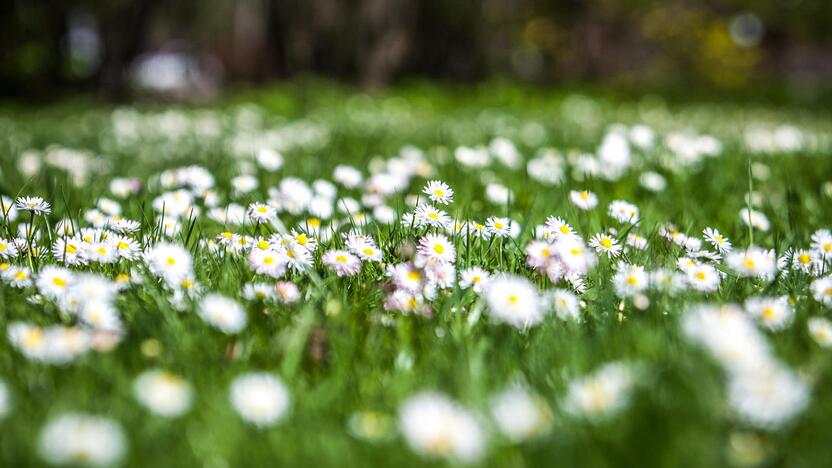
xmin=322 ymin=250 xmax=362 ymax=277
xmin=570 ymin=190 xmax=598 ymax=210
xmin=608 ymin=200 xmax=639 ymax=224
xmin=626 ymin=233 xmax=648 ymax=250
xmin=333 ymin=165 xmax=363 ymax=188
xmin=51 ymin=238 xmax=85 ymax=266
xmin=459 ymin=267 xmax=490 ymax=293
xmin=1 ymin=195 xmax=18 ymax=221
xmin=15 ymin=196 xmax=51 ymax=215
xmin=229 ymin=373 xmax=291 ymax=428
xmin=686 ymin=264 xmax=720 ymax=292
xmin=810 ymin=229 xmax=832 ymax=258
xmin=247 ymin=202 xmax=276 ymax=223
xmin=279 ymin=242 xmax=313 ymax=272
xmin=810 ymin=276 xmax=832 ymax=306
xmin=275 ymin=281 xmax=301 ymax=303
xmin=389 ymin=262 xmax=424 ymax=293
xmin=248 ymin=248 xmax=288 ymax=278
xmin=36 ymin=266 xmax=73 ymax=301
xmin=791 ymin=249 xmax=821 ymax=275
xmin=398 ymin=392 xmax=485 ymax=462
xmin=39 ymin=414 xmax=126 ymax=466
xmin=4 ymin=266 xmax=32 ymax=288
xmin=525 ymin=240 xmax=555 ymax=269
xmin=346 ymin=235 xmax=383 ymax=262
xmin=739 ymin=208 xmax=771 ymax=232
xmin=703 ymin=227 xmax=732 ymax=253
xmin=0 ymin=238 xmax=18 ymax=259
xmin=413 ymin=204 xmax=451 ymax=229
xmin=289 ymin=229 xmax=318 ymax=253
xmin=808 ymin=317 xmax=832 ymax=348
xmin=110 ymin=218 xmax=141 ymax=234
xmin=612 ymin=264 xmax=648 ymax=298
xmin=110 ymin=235 xmax=141 ymax=260
xmin=243 ymin=282 xmax=276 ymax=301
xmin=198 ymin=294 xmax=247 ymax=334
xmin=144 ymin=242 xmax=193 ymax=287
xmin=483 ymin=274 xmax=545 ymax=329
xmin=423 ymin=180 xmax=454 ymax=205
xmin=549 ymin=289 xmax=580 ymax=321
xmin=589 ymin=233 xmax=622 ymax=258
xmin=490 ymin=386 xmax=553 ymax=443
xmin=544 ymin=216 xmax=577 ymax=240
xmin=563 ymin=362 xmax=635 ymax=419
xmin=134 ymin=370 xmax=193 ymax=418
xmin=555 ymin=237 xmax=597 ymax=275
xmin=486 ymin=216 xmax=513 ymax=238
xmin=726 ymin=247 xmax=777 ymax=279
xmin=417 ymin=234 xmax=456 ymax=264
xmin=744 ymin=296 xmax=793 ymax=331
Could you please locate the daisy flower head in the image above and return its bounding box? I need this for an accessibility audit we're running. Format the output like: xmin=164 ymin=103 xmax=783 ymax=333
xmin=0 ymin=238 xmax=18 ymax=259
xmin=549 ymin=288 xmax=580 ymax=321
xmin=726 ymin=247 xmax=777 ymax=279
xmin=703 ymin=227 xmax=732 ymax=253
xmin=525 ymin=240 xmax=556 ymax=270
xmin=570 ymin=190 xmax=598 ymax=211
xmin=110 ymin=235 xmax=141 ymax=260
xmin=275 ymin=281 xmax=301 ymax=304
xmin=686 ymin=263 xmax=720 ymax=292
xmin=589 ymin=233 xmax=622 ymax=258
xmin=483 ymin=274 xmax=545 ymax=329
xmin=808 ymin=317 xmax=832 ymax=348
xmin=4 ymin=265 xmax=32 ymax=288
xmin=389 ymin=262 xmax=424 ymax=294
xmin=198 ymin=293 xmax=247 ymax=334
xmin=243 ymin=282 xmax=276 ymax=301
xmin=322 ymin=250 xmax=362 ymax=277
xmin=486 ymin=216 xmax=517 ymax=238
xmin=417 ymin=234 xmax=456 ymax=264
xmin=555 ymin=236 xmax=597 ymax=275
xmin=543 ymin=216 xmax=578 ymax=240
xmin=247 ymin=202 xmax=276 ymax=223
xmin=38 ymin=413 xmax=126 ymax=466
xmin=739 ymin=208 xmax=771 ymax=232
xmin=490 ymin=386 xmax=553 ymax=443
xmin=15 ymin=196 xmax=51 ymax=215
xmin=36 ymin=266 xmax=73 ymax=301
xmin=810 ymin=229 xmax=832 ymax=258
xmin=608 ymin=200 xmax=639 ymax=224
xmin=744 ymin=296 xmax=793 ymax=331
xmin=626 ymin=233 xmax=648 ymax=250
xmin=810 ymin=276 xmax=832 ymax=307
xmin=144 ymin=242 xmax=193 ymax=287
xmin=398 ymin=392 xmax=485 ymax=462
xmin=1 ymin=195 xmax=19 ymax=221
xmin=423 ymin=180 xmax=454 ymax=205
xmin=248 ymin=248 xmax=288 ymax=278
xmin=346 ymin=234 xmax=383 ymax=262
xmin=278 ymin=242 xmax=313 ymax=272
xmin=564 ymin=362 xmax=635 ymax=419
xmin=229 ymin=373 xmax=291 ymax=428
xmin=289 ymin=229 xmax=318 ymax=253
xmin=134 ymin=370 xmax=193 ymax=418
xmin=612 ymin=264 xmax=648 ymax=298
xmin=791 ymin=249 xmax=822 ymax=275
xmin=413 ymin=204 xmax=451 ymax=229
xmin=459 ymin=267 xmax=490 ymax=293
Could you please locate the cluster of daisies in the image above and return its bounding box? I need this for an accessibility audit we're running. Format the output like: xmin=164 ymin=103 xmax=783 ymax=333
xmin=2 ymin=112 xmax=832 ymax=466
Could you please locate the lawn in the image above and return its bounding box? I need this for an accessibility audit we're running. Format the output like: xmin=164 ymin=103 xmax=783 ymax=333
xmin=1 ymin=83 xmax=832 ymax=467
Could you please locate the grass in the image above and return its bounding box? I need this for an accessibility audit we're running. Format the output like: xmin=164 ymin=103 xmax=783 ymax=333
xmin=1 ymin=82 xmax=832 ymax=467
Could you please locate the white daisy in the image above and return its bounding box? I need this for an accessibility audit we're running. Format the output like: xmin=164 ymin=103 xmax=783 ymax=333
xmin=483 ymin=274 xmax=545 ymax=329
xmin=198 ymin=294 xmax=247 ymax=334
xmin=569 ymin=190 xmax=598 ymax=210
xmin=423 ymin=180 xmax=454 ymax=205
xmin=322 ymin=250 xmax=362 ymax=277
xmin=229 ymin=373 xmax=291 ymax=428
xmin=417 ymin=234 xmax=456 ymax=264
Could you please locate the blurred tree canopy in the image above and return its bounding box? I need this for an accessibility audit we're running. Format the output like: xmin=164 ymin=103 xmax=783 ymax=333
xmin=2 ymin=0 xmax=831 ymax=99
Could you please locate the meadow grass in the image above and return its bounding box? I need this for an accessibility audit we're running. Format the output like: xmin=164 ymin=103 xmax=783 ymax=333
xmin=1 ymin=83 xmax=831 ymax=467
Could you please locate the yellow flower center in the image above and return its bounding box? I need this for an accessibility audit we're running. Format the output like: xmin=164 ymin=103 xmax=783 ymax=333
xmin=626 ymin=276 xmax=638 ymax=285
xmin=181 ymin=279 xmax=193 ymax=289
xmin=264 ymin=257 xmax=274 ymax=265
xmin=15 ymin=271 xmax=27 ymax=280
xmin=52 ymin=277 xmax=66 ymax=287
xmin=336 ymin=255 xmax=347 ymax=262
xmin=428 ymin=212 xmax=439 ymax=221
xmin=222 ymin=231 xmax=233 ymax=238
xmin=799 ymin=253 xmax=811 ymax=264
xmin=117 ymin=241 xmax=129 ymax=250
xmin=434 ymin=189 xmax=444 ymax=197
xmin=66 ymin=244 xmax=77 ymax=254
xmin=407 ymin=271 xmax=420 ymax=281
xmin=308 ymin=218 xmax=321 ymax=228
xmin=580 ymin=191 xmax=588 ymax=200
xmin=433 ymin=244 xmax=444 ymax=254
xmin=257 ymin=240 xmax=270 ymax=250
xmin=362 ymin=247 xmax=374 ymax=256
xmin=295 ymin=234 xmax=308 ymax=245
xmin=761 ymin=307 xmax=775 ymax=320
xmin=743 ymin=258 xmax=756 ymax=269
xmin=600 ymin=237 xmax=612 ymax=249
xmin=494 ymin=222 xmax=504 ymax=230
xmin=508 ymin=294 xmax=519 ymax=304
xmin=559 ymin=225 xmax=570 ymax=234
xmin=166 ymin=257 xmax=176 ymax=265
xmin=694 ymin=271 xmax=706 ymax=280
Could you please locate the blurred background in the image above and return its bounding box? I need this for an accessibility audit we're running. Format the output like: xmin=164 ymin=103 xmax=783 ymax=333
xmin=2 ymin=0 xmax=831 ymax=100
